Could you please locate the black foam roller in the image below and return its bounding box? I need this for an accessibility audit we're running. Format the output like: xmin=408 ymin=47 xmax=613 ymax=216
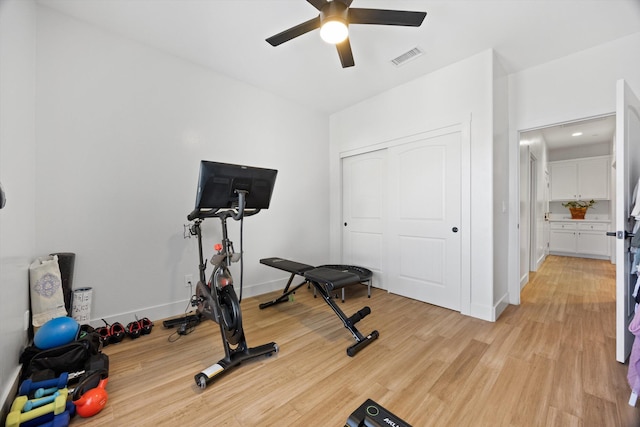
xmin=51 ymin=252 xmax=75 ymax=314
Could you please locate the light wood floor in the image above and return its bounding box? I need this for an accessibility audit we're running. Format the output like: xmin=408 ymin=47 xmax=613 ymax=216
xmin=73 ymin=255 xmax=640 ymax=426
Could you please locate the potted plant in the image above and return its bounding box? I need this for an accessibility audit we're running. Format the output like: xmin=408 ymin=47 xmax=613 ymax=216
xmin=562 ymin=199 xmax=597 ymax=219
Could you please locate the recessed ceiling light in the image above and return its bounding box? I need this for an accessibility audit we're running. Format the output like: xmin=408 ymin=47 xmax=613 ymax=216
xmin=572 ymin=132 xmax=583 ymax=137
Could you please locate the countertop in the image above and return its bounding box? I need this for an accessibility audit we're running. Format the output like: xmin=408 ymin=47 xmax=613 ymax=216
xmin=548 ymin=217 xmax=611 ymax=223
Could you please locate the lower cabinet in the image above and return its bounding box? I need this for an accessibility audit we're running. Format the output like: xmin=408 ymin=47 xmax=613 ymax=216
xmin=549 ymin=221 xmax=610 ymax=258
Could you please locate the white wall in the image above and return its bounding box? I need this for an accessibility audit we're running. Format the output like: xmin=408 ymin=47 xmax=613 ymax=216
xmin=0 ymin=0 xmax=37 ymax=411
xmin=329 ymin=50 xmax=498 ymax=321
xmin=508 ymin=32 xmax=640 ymax=300
xmin=510 ymin=33 xmax=640 ymax=131
xmin=33 ymin=7 xmax=330 ymax=323
xmin=517 ymin=129 xmax=549 ymax=288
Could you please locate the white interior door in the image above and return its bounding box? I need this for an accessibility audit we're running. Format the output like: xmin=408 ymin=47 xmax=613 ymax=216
xmin=616 ymin=79 xmax=640 ymax=363
xmin=342 ymin=150 xmax=387 ymax=288
xmin=387 ymin=131 xmax=461 ymax=310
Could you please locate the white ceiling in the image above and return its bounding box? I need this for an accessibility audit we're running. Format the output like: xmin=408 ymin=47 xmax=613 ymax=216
xmin=37 ymin=0 xmax=640 ymax=115
xmin=540 ymin=115 xmax=616 ymax=150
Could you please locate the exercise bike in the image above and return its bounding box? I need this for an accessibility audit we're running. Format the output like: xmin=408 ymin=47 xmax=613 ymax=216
xmin=186 ymin=162 xmax=279 ymax=389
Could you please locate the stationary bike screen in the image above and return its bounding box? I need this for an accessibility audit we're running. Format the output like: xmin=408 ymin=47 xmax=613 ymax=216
xmin=194 ymin=161 xmax=277 ymax=212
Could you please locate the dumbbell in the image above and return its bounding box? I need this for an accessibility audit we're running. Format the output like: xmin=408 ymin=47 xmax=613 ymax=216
xmin=21 ymin=410 xmax=70 ymax=427
xmin=23 ymin=390 xmax=62 ymax=411
xmin=10 ymin=388 xmax=68 ymax=412
xmin=34 ymin=370 xmax=86 ymax=398
xmin=5 ymin=392 xmax=67 ymax=427
xmin=19 ymin=373 xmax=68 ymax=396
xmin=19 ymin=402 xmax=75 ymax=427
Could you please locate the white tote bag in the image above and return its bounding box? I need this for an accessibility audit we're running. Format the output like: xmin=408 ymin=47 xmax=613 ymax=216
xmin=29 ymin=255 xmax=68 ymax=327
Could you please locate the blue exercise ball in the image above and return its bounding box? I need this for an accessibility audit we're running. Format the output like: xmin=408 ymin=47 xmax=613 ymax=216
xmin=35 ymin=316 xmax=79 ymax=349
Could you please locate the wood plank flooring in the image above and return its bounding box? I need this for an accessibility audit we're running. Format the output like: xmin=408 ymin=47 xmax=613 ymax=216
xmin=72 ymin=255 xmax=640 ymax=426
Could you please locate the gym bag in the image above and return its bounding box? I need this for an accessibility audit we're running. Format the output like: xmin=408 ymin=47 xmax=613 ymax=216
xmin=20 ymin=330 xmax=102 ymax=380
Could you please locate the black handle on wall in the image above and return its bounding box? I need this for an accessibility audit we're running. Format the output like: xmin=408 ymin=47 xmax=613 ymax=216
xmin=607 ymin=231 xmax=635 ymax=239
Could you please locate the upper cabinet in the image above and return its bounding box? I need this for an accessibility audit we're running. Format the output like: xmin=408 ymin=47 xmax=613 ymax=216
xmin=549 ymin=156 xmax=610 ymax=201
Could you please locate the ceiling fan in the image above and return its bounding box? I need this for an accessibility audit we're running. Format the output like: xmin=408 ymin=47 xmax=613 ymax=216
xmin=265 ymin=0 xmax=427 ymax=68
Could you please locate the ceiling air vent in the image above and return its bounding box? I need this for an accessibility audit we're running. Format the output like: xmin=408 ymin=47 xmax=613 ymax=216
xmin=391 ymin=47 xmax=424 ymax=67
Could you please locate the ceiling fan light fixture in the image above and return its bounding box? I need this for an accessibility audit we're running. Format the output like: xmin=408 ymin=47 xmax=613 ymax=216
xmin=320 ymin=20 xmax=348 ymax=44
xmin=265 ymin=0 xmax=427 ymax=68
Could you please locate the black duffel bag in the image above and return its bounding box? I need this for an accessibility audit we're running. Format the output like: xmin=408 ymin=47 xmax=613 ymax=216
xmin=20 ymin=330 xmax=102 ymax=380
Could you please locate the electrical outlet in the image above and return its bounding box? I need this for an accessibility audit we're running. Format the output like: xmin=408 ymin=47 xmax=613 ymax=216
xmin=184 ymin=274 xmax=193 ymax=288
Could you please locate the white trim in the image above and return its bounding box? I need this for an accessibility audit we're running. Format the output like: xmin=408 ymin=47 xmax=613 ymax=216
xmin=518 ymin=112 xmax=615 ymax=135
xmin=86 ymin=299 xmax=191 ymax=329
xmin=493 ymin=293 xmax=510 ymax=321
xmin=469 ymin=302 xmax=493 ymax=322
xmin=339 ymin=115 xmax=471 ymax=159
xmin=509 ymin=112 xmax=616 ymax=306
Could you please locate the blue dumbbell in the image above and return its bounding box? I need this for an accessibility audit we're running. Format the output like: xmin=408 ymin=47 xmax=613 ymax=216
xmin=19 ymin=373 xmax=68 ymax=396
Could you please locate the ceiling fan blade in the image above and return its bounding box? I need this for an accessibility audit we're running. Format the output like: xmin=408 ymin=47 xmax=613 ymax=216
xmin=307 ymin=0 xmax=327 ymax=11
xmin=266 ymin=16 xmax=321 ymax=46
xmin=307 ymin=0 xmax=353 ymax=10
xmin=335 ymin=0 xmax=354 ymax=7
xmin=348 ymin=8 xmax=427 ymax=27
xmin=336 ymin=38 xmax=355 ymax=68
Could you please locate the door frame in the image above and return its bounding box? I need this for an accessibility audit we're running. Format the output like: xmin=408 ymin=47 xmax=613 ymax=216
xmin=510 ymin=112 xmax=616 ymax=306
xmin=615 ymin=79 xmax=640 ymax=363
xmin=529 ymin=153 xmax=538 ymax=272
xmin=339 ymin=118 xmax=471 ymax=315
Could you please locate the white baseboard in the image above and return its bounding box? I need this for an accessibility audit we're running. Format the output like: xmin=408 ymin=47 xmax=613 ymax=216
xmin=85 ymin=279 xmax=286 ymax=328
xmin=85 ymin=299 xmax=193 ymax=329
xmin=493 ymin=293 xmax=510 ymax=321
xmin=468 ymin=293 xmax=510 ymax=323
xmin=468 ymin=302 xmax=493 ymax=322
xmin=548 ymin=251 xmax=609 ymax=260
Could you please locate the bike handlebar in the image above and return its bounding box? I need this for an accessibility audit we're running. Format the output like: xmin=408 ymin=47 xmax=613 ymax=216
xmin=187 ymin=201 xmax=261 ymax=222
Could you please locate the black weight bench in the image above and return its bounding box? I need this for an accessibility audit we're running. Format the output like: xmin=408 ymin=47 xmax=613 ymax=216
xmin=314 ymin=264 xmax=372 ymax=302
xmin=259 ymin=257 xmax=379 ymax=356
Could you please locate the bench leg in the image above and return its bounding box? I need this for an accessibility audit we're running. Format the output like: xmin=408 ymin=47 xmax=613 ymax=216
xmin=259 ymin=274 xmax=308 ymax=309
xmin=316 ymin=282 xmax=363 ymax=303
xmin=312 ymin=282 xmax=379 ymax=356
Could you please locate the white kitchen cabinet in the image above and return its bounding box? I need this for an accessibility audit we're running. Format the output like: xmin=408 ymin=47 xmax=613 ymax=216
xmin=576 ymin=222 xmax=610 ymax=256
xmin=549 ymin=221 xmax=610 ymax=258
xmin=549 ymin=156 xmax=610 ymax=201
xmin=549 ymin=222 xmax=577 ymax=252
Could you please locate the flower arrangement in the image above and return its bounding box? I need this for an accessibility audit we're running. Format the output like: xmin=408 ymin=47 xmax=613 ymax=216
xmin=561 ymin=199 xmax=597 ymax=209
xmin=562 ymin=199 xmax=596 ymax=219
